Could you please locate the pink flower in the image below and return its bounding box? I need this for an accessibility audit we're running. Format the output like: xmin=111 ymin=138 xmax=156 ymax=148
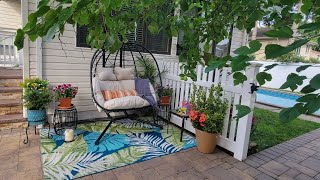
xmin=190 ymin=110 xmax=199 ymax=121
xmin=68 ymin=84 xmax=71 ymax=87
xmin=72 ymin=91 xmax=77 ymax=96
xmin=199 ymin=113 xmax=206 ymax=123
xmin=58 ymin=85 xmax=62 ymax=88
xmin=61 ymin=90 xmax=65 ymax=94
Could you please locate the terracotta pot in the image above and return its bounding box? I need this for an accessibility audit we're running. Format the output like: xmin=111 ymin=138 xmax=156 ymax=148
xmin=196 ymin=128 xmax=218 ymax=154
xmin=59 ymin=98 xmax=72 ymax=108
xmin=160 ymin=96 xmax=170 ymax=105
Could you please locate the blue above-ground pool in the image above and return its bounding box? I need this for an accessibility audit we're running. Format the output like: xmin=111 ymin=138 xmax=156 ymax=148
xmin=256 ymin=89 xmax=320 ymax=116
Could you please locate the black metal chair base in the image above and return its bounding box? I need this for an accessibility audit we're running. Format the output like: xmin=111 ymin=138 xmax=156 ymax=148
xmin=94 ymin=110 xmax=163 ymax=145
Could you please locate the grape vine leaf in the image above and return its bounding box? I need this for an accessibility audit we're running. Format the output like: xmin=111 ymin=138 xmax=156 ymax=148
xmin=296 ymin=65 xmax=312 ymax=73
xmin=233 ymin=72 xmax=247 ymax=85
xmin=235 ymin=105 xmax=251 ymax=120
xmin=280 ymin=73 xmax=307 ymax=91
xmin=234 ymin=40 xmax=262 ymax=55
xmin=256 ymin=72 xmax=272 ymax=85
xmin=265 ymin=39 xmax=309 ymax=59
xmin=264 ymin=63 xmax=278 ymax=71
xmin=310 ymin=74 xmax=320 ymax=89
xmin=264 ymin=27 xmax=293 ymax=38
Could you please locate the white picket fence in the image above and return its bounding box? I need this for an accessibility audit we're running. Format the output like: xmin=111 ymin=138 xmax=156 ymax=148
xmin=157 ymin=60 xmax=261 ymax=160
xmin=0 ymin=33 xmax=21 ymax=66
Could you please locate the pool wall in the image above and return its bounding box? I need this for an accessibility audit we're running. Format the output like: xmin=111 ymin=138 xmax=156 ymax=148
xmin=252 ymin=61 xmax=320 ymax=93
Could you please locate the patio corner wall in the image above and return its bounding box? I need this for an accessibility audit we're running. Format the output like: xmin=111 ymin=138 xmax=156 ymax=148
xmin=158 ymin=60 xmax=261 ymax=161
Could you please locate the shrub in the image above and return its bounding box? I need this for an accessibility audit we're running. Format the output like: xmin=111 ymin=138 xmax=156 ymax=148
xmin=20 ymin=78 xmax=53 ymax=110
xmin=308 ymin=57 xmax=320 ymax=64
xmin=189 ymin=84 xmax=228 ymax=134
xmin=277 ymin=52 xmax=320 ymax=64
xmin=277 ymin=52 xmax=306 ymax=63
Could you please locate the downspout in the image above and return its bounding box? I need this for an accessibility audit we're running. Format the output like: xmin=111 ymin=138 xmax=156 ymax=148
xmin=35 ymin=0 xmax=43 ymax=79
xmin=21 ymin=0 xmax=29 ymax=118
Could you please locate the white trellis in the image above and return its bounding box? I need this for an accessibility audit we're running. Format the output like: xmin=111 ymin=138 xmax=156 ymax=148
xmin=157 ymin=60 xmax=261 ymax=160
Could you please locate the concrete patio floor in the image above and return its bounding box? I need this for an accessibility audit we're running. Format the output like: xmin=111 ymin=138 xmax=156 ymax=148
xmin=0 ymin=126 xmax=320 ymax=180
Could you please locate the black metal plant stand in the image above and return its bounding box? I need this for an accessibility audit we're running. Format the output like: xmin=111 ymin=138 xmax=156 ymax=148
xmin=23 ymin=118 xmax=50 ymax=144
xmin=52 ymin=107 xmax=78 ymax=135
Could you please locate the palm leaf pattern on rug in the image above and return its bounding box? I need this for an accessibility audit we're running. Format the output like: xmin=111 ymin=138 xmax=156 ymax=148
xmin=40 ymin=120 xmax=196 ymax=180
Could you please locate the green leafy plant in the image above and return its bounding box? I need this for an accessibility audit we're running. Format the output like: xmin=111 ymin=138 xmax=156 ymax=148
xmin=136 ymin=57 xmax=166 ymax=85
xmin=189 ymin=84 xmax=228 ymax=134
xmin=20 ymin=78 xmax=53 ymax=110
xmin=156 ymin=85 xmax=173 ymax=97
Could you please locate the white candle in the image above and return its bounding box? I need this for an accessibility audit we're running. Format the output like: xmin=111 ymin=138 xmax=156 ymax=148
xmin=65 ymin=129 xmax=74 ymax=142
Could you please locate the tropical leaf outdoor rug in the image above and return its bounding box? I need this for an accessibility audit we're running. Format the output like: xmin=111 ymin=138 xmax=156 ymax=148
xmin=40 ymin=120 xmax=196 ymax=179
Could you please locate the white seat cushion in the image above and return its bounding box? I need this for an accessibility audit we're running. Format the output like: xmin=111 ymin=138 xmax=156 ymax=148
xmin=104 ymin=96 xmax=150 ymax=110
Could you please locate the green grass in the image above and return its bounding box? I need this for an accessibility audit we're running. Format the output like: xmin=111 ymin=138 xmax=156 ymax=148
xmin=250 ymin=108 xmax=320 ymax=152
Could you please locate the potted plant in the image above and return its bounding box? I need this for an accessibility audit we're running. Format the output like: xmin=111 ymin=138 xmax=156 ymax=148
xmin=53 ymin=84 xmax=78 ymax=109
xmin=157 ymin=85 xmax=173 ymax=105
xmin=189 ymin=84 xmax=228 ymax=154
xmin=20 ymin=78 xmax=52 ymax=123
xmin=136 ymin=56 xmax=167 ymax=85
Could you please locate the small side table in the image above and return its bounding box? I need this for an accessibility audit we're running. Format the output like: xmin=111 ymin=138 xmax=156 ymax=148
xmin=170 ymin=110 xmax=189 ymax=142
xmin=53 ymin=107 xmax=78 ymax=135
xmin=24 ymin=118 xmax=50 ymax=144
xmin=158 ymin=102 xmax=171 ymax=132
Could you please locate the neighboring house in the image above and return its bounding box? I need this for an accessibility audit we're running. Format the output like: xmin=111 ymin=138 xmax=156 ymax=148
xmin=0 ymin=0 xmax=21 ymax=66
xmin=19 ymin=0 xmax=246 ymax=120
xmin=250 ymin=27 xmax=317 ymax=60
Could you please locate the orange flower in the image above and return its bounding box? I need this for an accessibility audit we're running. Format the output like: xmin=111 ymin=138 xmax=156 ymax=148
xmin=189 ymin=110 xmax=199 ymax=121
xmin=199 ymin=113 xmax=206 ymax=123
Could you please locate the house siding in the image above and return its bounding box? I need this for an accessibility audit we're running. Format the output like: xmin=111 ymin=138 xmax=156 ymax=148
xmin=24 ymin=0 xmax=245 ymax=119
xmin=0 ymin=0 xmax=21 ymax=31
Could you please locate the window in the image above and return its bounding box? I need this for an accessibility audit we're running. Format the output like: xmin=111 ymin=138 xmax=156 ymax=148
xmin=306 ymin=45 xmax=311 ymax=53
xmin=76 ymin=22 xmax=172 ymax=55
xmin=295 ymin=47 xmax=301 ymax=55
xmin=76 ymin=25 xmax=90 ymax=48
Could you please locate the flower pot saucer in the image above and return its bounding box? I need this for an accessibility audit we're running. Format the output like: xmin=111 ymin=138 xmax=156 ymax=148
xmin=58 ymin=104 xmax=74 ymax=110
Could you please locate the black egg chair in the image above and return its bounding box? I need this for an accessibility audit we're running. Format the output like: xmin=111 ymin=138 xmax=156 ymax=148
xmin=90 ymin=42 xmax=163 ymax=145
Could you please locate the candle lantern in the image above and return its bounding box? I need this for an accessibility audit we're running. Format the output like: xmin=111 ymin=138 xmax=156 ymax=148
xmin=64 ymin=129 xmax=75 ymax=142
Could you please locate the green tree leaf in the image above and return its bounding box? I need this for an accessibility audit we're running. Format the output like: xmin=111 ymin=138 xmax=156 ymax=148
xmin=265 ymin=39 xmax=309 ymax=59
xmin=263 ymin=27 xmax=293 ymax=38
xmin=297 ymin=94 xmax=317 ymax=102
xmin=235 ymin=40 xmax=261 ymax=55
xmin=235 ymin=105 xmax=251 ymax=120
xmin=301 ymin=85 xmax=317 ymax=94
xmin=279 ymin=106 xmax=301 ymax=122
xmin=14 ymin=29 xmax=25 ymax=50
xmin=264 ymin=63 xmax=278 ymax=71
xmin=280 ymin=73 xmax=307 ymax=91
xmin=205 ymin=56 xmax=230 ymax=72
xmin=231 ymin=55 xmax=252 ymax=72
xmin=296 ymin=65 xmax=312 ymax=73
xmin=310 ymin=74 xmax=320 ymax=89
xmin=256 ymin=72 xmax=272 ymax=85
xmin=233 ymin=72 xmax=247 ymax=85
xmin=298 ymin=23 xmax=320 ymax=33
xmin=303 ymin=96 xmax=320 ymax=114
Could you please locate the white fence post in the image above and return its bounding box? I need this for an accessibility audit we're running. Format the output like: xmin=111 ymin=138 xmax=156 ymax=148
xmin=233 ymin=63 xmax=262 ymax=160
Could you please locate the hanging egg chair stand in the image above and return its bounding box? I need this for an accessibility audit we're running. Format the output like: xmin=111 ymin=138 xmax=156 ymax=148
xmin=90 ymin=42 xmax=163 ymax=145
